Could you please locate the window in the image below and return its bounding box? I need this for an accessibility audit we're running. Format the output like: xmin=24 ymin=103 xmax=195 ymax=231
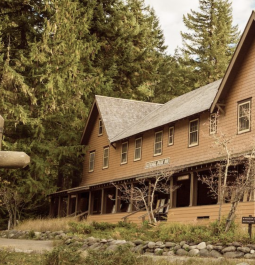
xmin=134 ymin=138 xmax=142 ymax=161
xmin=121 ymin=142 xmax=128 ymax=164
xmin=210 ymin=114 xmax=217 ymax=134
xmin=98 ymin=119 xmax=103 ymax=135
xmin=89 ymin=151 xmax=95 ymax=172
xmin=169 ymin=127 xmax=174 ymax=145
xmin=103 ymin=147 xmax=109 ymax=168
xmin=189 ymin=119 xmax=199 ymax=147
xmin=154 ymin=131 xmax=163 ymax=155
xmin=238 ymin=100 xmax=251 ymax=134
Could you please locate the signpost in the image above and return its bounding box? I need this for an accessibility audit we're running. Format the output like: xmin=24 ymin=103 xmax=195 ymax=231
xmin=242 ymin=215 xmax=255 ymax=239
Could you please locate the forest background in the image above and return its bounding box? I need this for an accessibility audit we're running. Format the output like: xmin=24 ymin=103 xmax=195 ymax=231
xmin=0 ymin=0 xmax=240 ymax=228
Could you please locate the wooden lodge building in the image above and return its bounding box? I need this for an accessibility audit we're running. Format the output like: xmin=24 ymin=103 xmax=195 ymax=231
xmin=49 ymin=12 xmax=255 ymax=224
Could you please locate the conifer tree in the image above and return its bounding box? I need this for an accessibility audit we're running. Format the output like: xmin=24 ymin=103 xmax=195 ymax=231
xmin=181 ymin=0 xmax=240 ymax=87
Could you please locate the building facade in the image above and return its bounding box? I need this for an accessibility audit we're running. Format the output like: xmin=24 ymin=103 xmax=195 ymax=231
xmin=49 ymin=11 xmax=255 ymax=224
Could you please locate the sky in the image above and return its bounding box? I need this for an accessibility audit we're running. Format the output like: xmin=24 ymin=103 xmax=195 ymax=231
xmin=143 ymin=0 xmax=255 ymax=55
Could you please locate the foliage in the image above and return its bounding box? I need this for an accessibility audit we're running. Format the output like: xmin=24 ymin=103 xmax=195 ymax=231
xmin=0 ymin=0 xmax=168 ymax=226
xmin=44 ymin=244 xmax=83 ymax=265
xmin=84 ymin=245 xmax=138 ymax=265
xmin=180 ymin=0 xmax=240 ymax=88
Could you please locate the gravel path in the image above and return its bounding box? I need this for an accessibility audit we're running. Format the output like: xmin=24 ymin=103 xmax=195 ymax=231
xmin=0 ymin=238 xmax=54 ymax=253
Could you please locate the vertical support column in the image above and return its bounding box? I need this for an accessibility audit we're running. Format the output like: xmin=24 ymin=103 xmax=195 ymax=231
xmin=189 ymin=172 xmax=194 ymax=206
xmin=75 ymin=194 xmax=79 ymax=216
xmin=101 ymin=189 xmax=104 ymax=214
xmin=88 ymin=191 xmax=92 ymax=214
xmin=190 ymin=172 xmax=198 ymax=206
xmin=170 ymin=177 xmax=176 ymax=208
xmin=67 ymin=194 xmax=71 ymax=216
xmin=115 ymin=187 xmax=119 ymax=213
xmin=0 ymin=115 xmax=4 ymax=150
xmin=58 ymin=197 xmax=62 ymax=217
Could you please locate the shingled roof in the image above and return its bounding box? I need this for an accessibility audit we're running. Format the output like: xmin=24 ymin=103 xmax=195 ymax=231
xmin=95 ymin=95 xmax=162 ymax=141
xmin=111 ymin=79 xmax=222 ymax=143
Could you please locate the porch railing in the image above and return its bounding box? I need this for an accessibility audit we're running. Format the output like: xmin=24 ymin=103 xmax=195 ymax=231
xmin=138 ymin=203 xmax=170 ymax=222
xmin=122 ymin=207 xmax=146 ymax=222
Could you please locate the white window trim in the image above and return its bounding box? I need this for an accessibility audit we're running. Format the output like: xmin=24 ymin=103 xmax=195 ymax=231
xmin=238 ymin=100 xmax=251 ymax=134
xmin=134 ymin=137 xmax=142 ymax=161
xmin=98 ymin=119 xmax=103 ymax=136
xmin=189 ymin=119 xmax=199 ymax=147
xmin=121 ymin=142 xmax=128 ymax=164
xmin=209 ymin=113 xmax=217 ymax=135
xmin=168 ymin=127 xmax=174 ymax=146
xmin=103 ymin=147 xmax=109 ymax=169
xmin=154 ymin=131 xmax=163 ymax=156
xmin=89 ymin=151 xmax=95 ymax=172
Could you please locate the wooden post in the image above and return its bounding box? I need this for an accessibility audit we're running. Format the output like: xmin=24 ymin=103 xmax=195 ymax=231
xmin=189 ymin=173 xmax=194 ymax=206
xmin=75 ymin=194 xmax=79 ymax=216
xmin=101 ymin=189 xmax=104 ymax=214
xmin=67 ymin=194 xmax=71 ymax=216
xmin=0 ymin=115 xmax=4 ymax=150
xmin=88 ymin=191 xmax=92 ymax=214
xmin=115 ymin=187 xmax=119 ymax=213
xmin=170 ymin=177 xmax=176 ymax=208
xmin=58 ymin=197 xmax=62 ymax=217
xmin=130 ymin=183 xmax=134 ymax=212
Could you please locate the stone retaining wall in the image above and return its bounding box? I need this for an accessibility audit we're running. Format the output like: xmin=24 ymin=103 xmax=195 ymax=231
xmin=1 ymin=230 xmax=255 ymax=259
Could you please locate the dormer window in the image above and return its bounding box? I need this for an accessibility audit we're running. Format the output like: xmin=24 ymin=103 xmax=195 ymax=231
xmin=98 ymin=119 xmax=103 ymax=136
xmin=238 ymin=100 xmax=251 ymax=134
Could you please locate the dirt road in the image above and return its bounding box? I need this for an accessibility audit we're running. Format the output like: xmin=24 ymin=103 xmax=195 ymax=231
xmin=0 ymin=238 xmax=54 ymax=253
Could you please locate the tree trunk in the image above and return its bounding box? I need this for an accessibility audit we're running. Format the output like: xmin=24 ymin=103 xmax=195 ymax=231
xmin=225 ymin=200 xmax=239 ymax=232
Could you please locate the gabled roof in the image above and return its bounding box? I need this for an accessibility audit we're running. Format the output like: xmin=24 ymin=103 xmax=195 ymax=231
xmin=211 ymin=11 xmax=255 ymax=112
xmin=81 ymin=95 xmax=162 ymax=144
xmin=111 ymin=79 xmax=221 ymax=143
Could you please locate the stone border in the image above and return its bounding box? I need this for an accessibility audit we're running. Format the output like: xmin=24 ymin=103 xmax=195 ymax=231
xmin=1 ymin=230 xmax=255 ymax=259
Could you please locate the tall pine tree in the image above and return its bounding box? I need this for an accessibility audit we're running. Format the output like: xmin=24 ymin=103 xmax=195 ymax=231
xmin=181 ymin=0 xmax=240 ymax=87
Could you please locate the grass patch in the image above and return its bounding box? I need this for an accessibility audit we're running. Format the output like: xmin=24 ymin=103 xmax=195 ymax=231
xmin=0 ymin=249 xmax=45 ymax=265
xmin=15 ymin=217 xmax=255 ymax=244
xmin=16 ymin=217 xmax=76 ymax=232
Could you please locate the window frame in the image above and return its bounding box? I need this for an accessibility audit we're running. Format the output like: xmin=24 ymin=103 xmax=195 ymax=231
xmin=210 ymin=113 xmax=217 ymax=134
xmin=103 ymin=147 xmax=109 ymax=169
xmin=98 ymin=119 xmax=103 ymax=136
xmin=121 ymin=142 xmax=128 ymax=164
xmin=238 ymin=99 xmax=251 ymax=134
xmin=89 ymin=151 xmax=95 ymax=172
xmin=189 ymin=119 xmax=199 ymax=147
xmin=168 ymin=126 xmax=174 ymax=146
xmin=134 ymin=137 xmax=142 ymax=161
xmin=154 ymin=131 xmax=163 ymax=156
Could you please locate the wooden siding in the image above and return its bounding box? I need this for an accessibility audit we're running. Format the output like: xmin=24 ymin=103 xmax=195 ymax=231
xmin=81 ymin=30 xmax=255 ymax=188
xmin=167 ymin=202 xmax=255 ymax=224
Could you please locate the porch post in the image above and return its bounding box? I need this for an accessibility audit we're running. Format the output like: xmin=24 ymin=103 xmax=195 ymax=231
xmin=88 ymin=191 xmax=92 ymax=214
xmin=67 ymin=194 xmax=71 ymax=216
xmin=58 ymin=197 xmax=62 ymax=217
xmin=101 ymin=188 xmax=104 ymax=214
xmin=189 ymin=172 xmax=197 ymax=207
xmin=189 ymin=173 xmax=195 ymax=206
xmin=75 ymin=194 xmax=79 ymax=216
xmin=170 ymin=177 xmax=176 ymax=208
xmin=130 ymin=183 xmax=134 ymax=211
xmin=115 ymin=187 xmax=119 ymax=213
